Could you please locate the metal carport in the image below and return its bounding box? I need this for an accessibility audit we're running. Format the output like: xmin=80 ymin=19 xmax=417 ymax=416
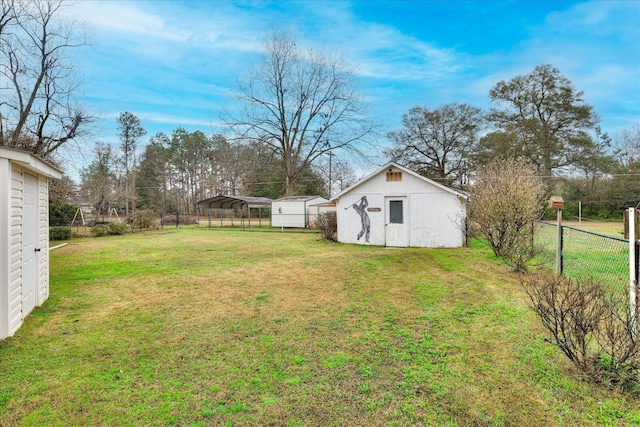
xmin=197 ymin=195 xmax=272 ymax=229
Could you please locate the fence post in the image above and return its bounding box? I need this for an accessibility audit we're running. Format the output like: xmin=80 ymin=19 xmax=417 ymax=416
xmin=630 ymin=208 xmax=637 ymax=334
xmin=556 ymin=208 xmax=563 ymax=275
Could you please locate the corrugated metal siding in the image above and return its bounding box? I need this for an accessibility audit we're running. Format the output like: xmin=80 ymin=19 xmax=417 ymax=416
xmin=37 ymin=176 xmax=49 ymax=303
xmin=9 ymin=167 xmax=23 ymax=334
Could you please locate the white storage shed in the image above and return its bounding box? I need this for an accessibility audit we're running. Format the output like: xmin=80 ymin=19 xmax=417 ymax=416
xmin=333 ymin=162 xmax=467 ymax=248
xmin=0 ymin=147 xmax=62 ymax=339
xmin=271 ymin=195 xmax=329 ymax=228
xmin=307 ymin=201 xmax=337 ymax=228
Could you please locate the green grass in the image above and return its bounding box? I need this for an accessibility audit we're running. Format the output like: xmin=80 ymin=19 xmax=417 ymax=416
xmin=535 ymin=222 xmax=630 ymax=302
xmin=1 ymin=227 xmax=639 ymax=426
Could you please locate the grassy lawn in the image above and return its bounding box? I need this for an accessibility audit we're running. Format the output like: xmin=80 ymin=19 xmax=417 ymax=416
xmin=562 ymin=220 xmax=625 ymax=237
xmin=1 ymin=228 xmax=639 ymax=426
xmin=534 ymin=221 xmax=630 ymax=302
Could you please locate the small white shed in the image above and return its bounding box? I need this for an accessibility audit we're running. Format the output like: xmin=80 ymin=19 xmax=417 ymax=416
xmin=271 ymin=195 xmax=329 ymax=228
xmin=0 ymin=147 xmax=62 ymax=339
xmin=333 ymin=162 xmax=467 ymax=248
xmin=308 ymin=201 xmax=337 ymax=227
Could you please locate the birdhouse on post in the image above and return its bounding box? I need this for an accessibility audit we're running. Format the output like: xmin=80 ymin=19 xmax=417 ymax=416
xmin=548 ymin=196 xmax=564 ymax=210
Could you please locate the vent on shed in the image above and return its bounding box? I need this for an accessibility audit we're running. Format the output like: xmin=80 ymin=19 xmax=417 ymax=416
xmin=386 ymin=171 xmax=402 ymax=182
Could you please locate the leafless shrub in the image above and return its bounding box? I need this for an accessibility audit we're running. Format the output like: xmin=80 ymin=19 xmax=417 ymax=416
xmin=522 ymin=271 xmax=640 ymax=390
xmin=316 ymin=211 xmax=337 ymax=241
xmin=467 ymin=157 xmax=546 ymax=272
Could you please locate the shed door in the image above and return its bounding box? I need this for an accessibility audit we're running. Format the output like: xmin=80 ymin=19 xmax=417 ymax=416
xmin=22 ymin=173 xmax=38 ymax=316
xmin=385 ymin=197 xmax=407 ymax=247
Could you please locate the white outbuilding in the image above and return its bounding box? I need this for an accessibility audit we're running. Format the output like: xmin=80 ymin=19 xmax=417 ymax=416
xmin=271 ymin=195 xmax=329 ymax=228
xmin=0 ymin=147 xmax=62 ymax=339
xmin=333 ymin=162 xmax=467 ymax=248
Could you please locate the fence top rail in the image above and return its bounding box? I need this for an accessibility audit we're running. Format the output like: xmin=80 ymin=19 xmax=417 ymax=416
xmin=538 ymin=221 xmax=629 ymax=243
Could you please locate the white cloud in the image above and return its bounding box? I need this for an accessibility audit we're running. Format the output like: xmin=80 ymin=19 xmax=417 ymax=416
xmin=69 ymin=1 xmax=190 ymax=42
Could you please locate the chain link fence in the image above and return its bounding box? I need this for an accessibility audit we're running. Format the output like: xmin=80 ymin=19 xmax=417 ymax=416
xmin=534 ymin=221 xmax=632 ymax=303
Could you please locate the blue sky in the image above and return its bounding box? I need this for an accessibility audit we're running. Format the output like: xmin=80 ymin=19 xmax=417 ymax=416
xmin=65 ymin=0 xmax=640 ymax=180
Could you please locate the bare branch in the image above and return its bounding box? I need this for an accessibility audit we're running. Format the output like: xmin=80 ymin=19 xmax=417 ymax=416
xmin=226 ymin=29 xmax=374 ymax=196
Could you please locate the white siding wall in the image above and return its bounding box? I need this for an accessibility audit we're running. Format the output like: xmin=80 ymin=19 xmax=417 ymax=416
xmin=408 ymin=192 xmax=465 ymax=247
xmin=9 ymin=166 xmax=24 ymax=335
xmin=0 ymin=159 xmax=9 ymax=338
xmin=37 ymin=176 xmax=49 ymax=304
xmin=337 ymin=193 xmax=385 ymax=245
xmin=271 ymin=197 xmax=328 ymax=228
xmin=271 ymin=201 xmax=307 ymax=228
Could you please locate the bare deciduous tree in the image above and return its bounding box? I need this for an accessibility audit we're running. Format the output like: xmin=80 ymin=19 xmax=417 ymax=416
xmin=614 ymin=125 xmax=640 ymax=167
xmin=79 ymin=142 xmax=123 ymax=216
xmin=0 ymin=0 xmax=89 ymax=158
xmin=467 ymin=157 xmax=546 ymax=271
xmin=228 ymin=30 xmax=373 ymax=196
xmin=388 ymin=103 xmax=483 ymax=186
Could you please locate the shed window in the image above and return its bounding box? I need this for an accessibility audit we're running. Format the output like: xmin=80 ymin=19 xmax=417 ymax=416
xmin=386 ymin=171 xmax=402 ymax=182
xmin=389 ymin=200 xmax=403 ymax=224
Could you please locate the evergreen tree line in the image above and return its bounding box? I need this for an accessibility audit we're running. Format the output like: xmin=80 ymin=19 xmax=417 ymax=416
xmin=77 ymin=126 xmax=344 ymax=216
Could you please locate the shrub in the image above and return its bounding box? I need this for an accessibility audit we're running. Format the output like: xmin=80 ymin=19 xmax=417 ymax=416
xmin=49 ymin=200 xmax=77 ymax=226
xmin=50 ymin=226 xmax=72 ymax=241
xmin=91 ymin=224 xmax=109 ymax=237
xmin=521 ymin=271 xmax=640 ymax=391
xmin=316 ymin=211 xmax=337 ymax=241
xmin=467 ymin=157 xmax=546 ymax=272
xmin=130 ymin=209 xmax=157 ymax=230
xmin=108 ymin=222 xmax=128 ymax=235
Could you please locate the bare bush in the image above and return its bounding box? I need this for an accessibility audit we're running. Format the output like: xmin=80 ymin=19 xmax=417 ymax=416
xmin=316 ymin=211 xmax=337 ymax=241
xmin=522 ymin=271 xmax=640 ymax=390
xmin=467 ymin=157 xmax=546 ymax=271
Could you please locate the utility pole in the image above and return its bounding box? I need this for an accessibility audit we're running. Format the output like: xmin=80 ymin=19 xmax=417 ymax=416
xmin=328 ymin=151 xmax=334 ymax=199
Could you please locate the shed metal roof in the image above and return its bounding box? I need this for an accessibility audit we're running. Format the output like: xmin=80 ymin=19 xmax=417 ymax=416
xmin=197 ymin=195 xmax=272 ymax=209
xmin=274 ymin=195 xmax=326 ymax=202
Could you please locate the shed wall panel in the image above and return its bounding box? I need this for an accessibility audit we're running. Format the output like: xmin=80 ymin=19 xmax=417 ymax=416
xmin=407 ymin=193 xmax=465 ymax=247
xmin=8 ymin=167 xmax=23 ymax=335
xmin=271 ymin=197 xmax=329 ymax=228
xmin=337 ymin=194 xmax=385 ymax=246
xmin=37 ymin=176 xmax=49 ymax=304
xmin=271 ymin=201 xmax=307 ymax=228
xmin=0 ymin=159 xmax=11 ymax=338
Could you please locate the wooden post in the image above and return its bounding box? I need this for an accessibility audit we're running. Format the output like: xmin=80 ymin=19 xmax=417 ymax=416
xmin=578 ymin=201 xmax=582 ymax=227
xmin=630 ymin=207 xmax=637 ymax=335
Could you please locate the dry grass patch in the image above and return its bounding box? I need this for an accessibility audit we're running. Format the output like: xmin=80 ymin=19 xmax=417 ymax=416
xmin=1 ymin=228 xmax=638 ymax=426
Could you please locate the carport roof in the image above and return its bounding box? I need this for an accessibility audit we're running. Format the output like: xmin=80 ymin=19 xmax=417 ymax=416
xmin=197 ymin=195 xmax=273 ymax=209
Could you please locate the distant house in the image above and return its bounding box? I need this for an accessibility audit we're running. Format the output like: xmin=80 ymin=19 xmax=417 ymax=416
xmin=333 ymin=162 xmax=467 ymax=248
xmin=271 ymin=196 xmax=329 ymax=228
xmin=1 ymin=147 xmax=62 ymax=339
